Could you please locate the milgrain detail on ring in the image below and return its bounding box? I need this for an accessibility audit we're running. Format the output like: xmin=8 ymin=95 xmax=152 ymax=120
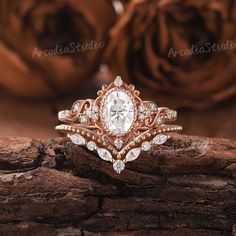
xmin=56 ymin=76 xmax=183 ymax=173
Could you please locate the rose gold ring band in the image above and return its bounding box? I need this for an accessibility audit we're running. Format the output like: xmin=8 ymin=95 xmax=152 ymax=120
xmin=56 ymin=76 xmax=183 ymax=173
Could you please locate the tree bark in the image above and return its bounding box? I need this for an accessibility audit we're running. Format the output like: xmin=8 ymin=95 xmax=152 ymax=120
xmin=0 ymin=134 xmax=235 ymax=236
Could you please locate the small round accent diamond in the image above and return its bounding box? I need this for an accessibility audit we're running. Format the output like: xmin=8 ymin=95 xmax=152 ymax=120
xmin=156 ymin=116 xmax=163 ymax=125
xmin=79 ymin=114 xmax=88 ymax=124
xmin=148 ymin=102 xmax=157 ymax=112
xmin=138 ymin=103 xmax=153 ymax=120
xmin=86 ymin=106 xmax=99 ymax=122
xmin=138 ymin=113 xmax=146 ymax=121
xmin=114 ymin=76 xmax=123 ymax=87
xmin=87 ymin=141 xmax=97 ymax=151
xmin=73 ymin=102 xmax=81 ymax=111
xmin=138 ymin=104 xmax=146 ymax=113
xmin=58 ymin=110 xmax=70 ymax=120
xmin=167 ymin=110 xmax=177 ymax=119
xmin=113 ymin=160 xmax=125 ymax=174
xmin=114 ymin=139 xmax=123 ymax=149
xmin=142 ymin=141 xmax=151 ymax=151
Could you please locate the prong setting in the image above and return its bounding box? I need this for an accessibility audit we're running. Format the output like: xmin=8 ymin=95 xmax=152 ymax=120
xmin=56 ymin=76 xmax=182 ymax=173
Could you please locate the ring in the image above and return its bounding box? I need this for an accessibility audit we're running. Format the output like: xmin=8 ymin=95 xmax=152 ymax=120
xmin=56 ymin=76 xmax=183 ymax=174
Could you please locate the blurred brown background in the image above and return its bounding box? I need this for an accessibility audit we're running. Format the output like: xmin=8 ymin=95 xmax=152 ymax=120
xmin=0 ymin=0 xmax=235 ymax=140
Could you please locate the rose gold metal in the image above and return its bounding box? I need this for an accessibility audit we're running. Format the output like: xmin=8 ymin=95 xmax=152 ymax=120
xmin=56 ymin=77 xmax=183 ymax=163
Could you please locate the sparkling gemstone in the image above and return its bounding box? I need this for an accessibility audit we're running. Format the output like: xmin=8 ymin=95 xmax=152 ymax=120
xmin=91 ymin=106 xmax=99 ymax=121
xmin=102 ymin=89 xmax=135 ymax=136
xmin=79 ymin=114 xmax=88 ymax=124
xmin=97 ymin=148 xmax=113 ymax=162
xmin=85 ymin=109 xmax=92 ymax=117
xmin=58 ymin=110 xmax=70 ymax=120
xmin=138 ymin=113 xmax=146 ymax=121
xmin=138 ymin=103 xmax=152 ymax=120
xmin=91 ymin=114 xmax=98 ymax=122
xmin=92 ymin=106 xmax=99 ymax=113
xmin=148 ymin=102 xmax=157 ymax=112
xmin=87 ymin=141 xmax=96 ymax=151
xmin=125 ymin=148 xmax=141 ymax=162
xmin=156 ymin=116 xmax=163 ymax=125
xmin=145 ymin=109 xmax=151 ymax=116
xmin=73 ymin=102 xmax=81 ymax=111
xmin=69 ymin=133 xmax=86 ymax=145
xmin=113 ymin=160 xmax=125 ymax=174
xmin=167 ymin=110 xmax=177 ymax=119
xmin=142 ymin=141 xmax=151 ymax=151
xmin=86 ymin=106 xmax=99 ymax=122
xmin=114 ymin=76 xmax=123 ymax=86
xmin=152 ymin=134 xmax=168 ymax=145
xmin=138 ymin=104 xmax=146 ymax=113
xmin=114 ymin=139 xmax=123 ymax=149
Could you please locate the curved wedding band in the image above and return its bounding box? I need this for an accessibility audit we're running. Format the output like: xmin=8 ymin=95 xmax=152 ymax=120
xmin=56 ymin=76 xmax=183 ymax=173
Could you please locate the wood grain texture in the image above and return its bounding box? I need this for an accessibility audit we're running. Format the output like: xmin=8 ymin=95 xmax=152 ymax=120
xmin=0 ymin=134 xmax=235 ymax=236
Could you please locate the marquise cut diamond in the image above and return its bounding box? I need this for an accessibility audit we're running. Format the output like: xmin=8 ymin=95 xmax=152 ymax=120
xmin=125 ymin=148 xmax=141 ymax=162
xmin=69 ymin=134 xmax=86 ymax=145
xmin=153 ymin=134 xmax=168 ymax=145
xmin=97 ymin=148 xmax=113 ymax=162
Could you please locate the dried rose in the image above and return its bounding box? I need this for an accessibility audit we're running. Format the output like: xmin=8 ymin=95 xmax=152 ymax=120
xmin=107 ymin=0 xmax=236 ymax=108
xmin=0 ymin=0 xmax=115 ymax=98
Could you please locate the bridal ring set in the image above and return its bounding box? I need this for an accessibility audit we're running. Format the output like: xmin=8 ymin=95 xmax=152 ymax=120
xmin=56 ymin=76 xmax=182 ymax=174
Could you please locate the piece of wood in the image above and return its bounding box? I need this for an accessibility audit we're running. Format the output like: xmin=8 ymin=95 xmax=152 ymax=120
xmin=0 ymin=134 xmax=235 ymax=236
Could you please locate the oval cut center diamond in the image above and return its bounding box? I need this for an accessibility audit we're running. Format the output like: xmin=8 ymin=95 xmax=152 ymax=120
xmin=102 ymin=90 xmax=136 ymax=136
